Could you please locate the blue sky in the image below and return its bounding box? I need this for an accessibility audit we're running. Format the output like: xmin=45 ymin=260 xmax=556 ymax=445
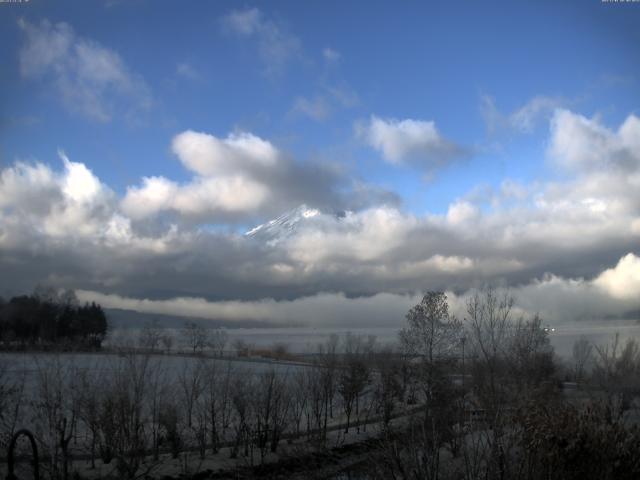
xmin=0 ymin=0 xmax=639 ymax=326
xmin=2 ymin=0 xmax=638 ymax=213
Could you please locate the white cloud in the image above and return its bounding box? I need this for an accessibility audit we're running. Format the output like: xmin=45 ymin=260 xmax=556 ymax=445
xmin=122 ymin=177 xmax=269 ymax=221
xmin=594 ymin=253 xmax=640 ymax=300
xmin=292 ymin=96 xmax=331 ymax=121
xmin=358 ymin=116 xmax=466 ymax=171
xmin=171 ymin=176 xmax=269 ymax=215
xmin=58 ymin=150 xmax=102 ymax=203
xmin=35 ymin=153 xmax=112 ymax=239
xmin=287 ymin=207 xmax=418 ymax=263
xmin=446 ymin=201 xmax=480 ymax=227
xmin=222 ymin=7 xmax=301 ymax=76
xmin=121 ymin=130 xmax=280 ymax=219
xmin=549 ymin=109 xmax=640 ymax=172
xmin=0 ymin=161 xmax=59 ymax=214
xmin=0 ymin=153 xmax=178 ymax=252
xmin=176 ymin=62 xmax=201 ymax=81
xmin=223 ymin=7 xmax=262 ymax=35
xmin=172 ymin=130 xmax=279 ymax=176
xmin=120 ymin=176 xmax=176 ymax=220
xmin=18 ymin=19 xmax=151 ymax=122
xmin=511 ymin=96 xmax=562 ymax=133
xmin=500 ymin=254 xmax=640 ymax=323
xmin=291 ymin=85 xmax=358 ymax=122
xmin=481 ymin=94 xmax=563 ymax=134
xmin=322 ymin=47 xmax=341 ymax=63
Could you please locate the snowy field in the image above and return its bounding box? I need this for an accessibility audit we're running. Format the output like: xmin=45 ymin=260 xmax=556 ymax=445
xmin=0 ymin=352 xmax=306 ymax=392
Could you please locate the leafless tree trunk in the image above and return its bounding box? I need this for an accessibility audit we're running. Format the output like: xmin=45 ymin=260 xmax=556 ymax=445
xmin=32 ymin=355 xmax=79 ymax=480
xmin=338 ymin=333 xmax=371 ymax=434
xmin=593 ymin=334 xmax=640 ymax=421
xmin=229 ymin=371 xmax=252 ymax=460
xmin=0 ymin=356 xmax=26 ymax=445
xmin=182 ymin=321 xmax=209 ymax=354
xmin=208 ymin=328 xmax=229 ymax=357
xmin=177 ymin=357 xmax=207 ymax=461
xmin=289 ymin=369 xmax=309 ymax=437
xmin=146 ymin=356 xmax=167 ymax=461
xmin=105 ymin=353 xmax=158 ymax=479
xmin=572 ymin=336 xmax=593 ymax=383
xmin=138 ymin=319 xmax=163 ymax=352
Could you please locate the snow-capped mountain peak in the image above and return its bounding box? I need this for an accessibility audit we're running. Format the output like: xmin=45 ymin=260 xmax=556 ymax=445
xmin=245 ymin=204 xmax=324 ymax=244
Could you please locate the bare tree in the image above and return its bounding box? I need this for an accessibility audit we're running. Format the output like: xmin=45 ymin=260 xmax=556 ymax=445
xmin=104 ymin=353 xmax=158 ymax=479
xmin=208 ymin=328 xmax=228 ymax=357
xmin=400 ymin=292 xmax=462 ymax=365
xmin=182 ymin=321 xmax=209 ymax=354
xmin=146 ymin=357 xmax=168 ymax=460
xmin=177 ymin=358 xmax=207 ymax=459
xmin=252 ymin=369 xmax=291 ymax=463
xmin=31 ymin=356 xmax=79 ymax=480
xmin=269 ymin=372 xmax=291 ymax=453
xmin=77 ymin=368 xmax=103 ymax=469
xmin=572 ymin=336 xmax=593 ymax=383
xmin=160 ymin=331 xmax=174 ymax=353
xmin=158 ymin=397 xmax=183 ymax=459
xmin=399 ymin=292 xmax=462 ymax=410
xmin=233 ymin=338 xmax=251 ymax=357
xmin=203 ymin=360 xmax=228 ymax=454
xmin=289 ymin=369 xmax=309 ymax=437
xmin=318 ymin=334 xmax=340 ymax=425
xmin=593 ymin=334 xmax=640 ymax=421
xmin=465 ymin=288 xmax=513 ymax=414
xmin=463 ymin=288 xmax=558 ymax=479
xmin=229 ymin=369 xmax=253 ymax=460
xmin=0 ymin=356 xmax=25 ymax=442
xmin=507 ymin=314 xmax=555 ymax=395
xmin=305 ymin=366 xmax=326 ymax=443
xmin=338 ymin=333 xmax=371 ymax=433
xmin=138 ymin=319 xmax=163 ymax=352
xmin=373 ymin=347 xmax=403 ymax=430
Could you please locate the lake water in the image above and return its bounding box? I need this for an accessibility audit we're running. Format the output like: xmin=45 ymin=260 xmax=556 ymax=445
xmin=107 ymin=320 xmax=640 ymax=358
xmin=210 ymin=322 xmax=640 ymax=358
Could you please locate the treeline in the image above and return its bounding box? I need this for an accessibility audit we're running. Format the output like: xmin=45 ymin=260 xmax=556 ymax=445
xmin=0 ymin=287 xmax=108 ymax=349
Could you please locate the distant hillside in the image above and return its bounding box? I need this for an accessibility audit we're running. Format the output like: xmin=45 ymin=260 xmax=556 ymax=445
xmin=105 ymin=308 xmax=282 ymax=329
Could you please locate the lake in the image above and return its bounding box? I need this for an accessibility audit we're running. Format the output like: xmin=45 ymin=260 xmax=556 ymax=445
xmin=106 ymin=320 xmax=640 ymax=358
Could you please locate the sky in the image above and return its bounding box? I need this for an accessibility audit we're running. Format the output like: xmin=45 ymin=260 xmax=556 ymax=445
xmin=0 ymin=0 xmax=639 ymax=327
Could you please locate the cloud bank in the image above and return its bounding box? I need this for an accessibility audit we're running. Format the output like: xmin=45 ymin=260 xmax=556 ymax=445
xmin=1 ymin=109 xmax=639 ymax=326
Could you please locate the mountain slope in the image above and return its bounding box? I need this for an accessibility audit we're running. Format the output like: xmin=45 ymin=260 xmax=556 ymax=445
xmin=244 ymin=204 xmax=323 ymax=244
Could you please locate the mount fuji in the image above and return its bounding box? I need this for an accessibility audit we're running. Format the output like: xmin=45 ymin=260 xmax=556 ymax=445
xmin=245 ymin=204 xmax=338 ymax=245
